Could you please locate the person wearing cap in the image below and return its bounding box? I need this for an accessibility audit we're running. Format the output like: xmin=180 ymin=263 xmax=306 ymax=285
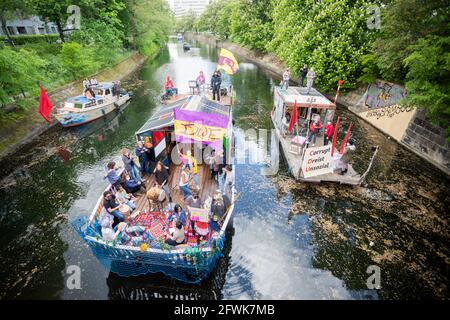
xmin=165 ymin=221 xmax=185 ymax=246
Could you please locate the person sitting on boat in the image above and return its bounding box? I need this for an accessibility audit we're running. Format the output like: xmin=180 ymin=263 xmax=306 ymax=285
xmin=104 ymin=161 xmax=122 ymax=189
xmin=324 ymin=120 xmax=334 ymax=145
xmin=115 ymin=184 xmax=136 ymax=211
xmin=103 ymin=191 xmax=128 ymax=228
xmin=171 ymin=204 xmax=187 ymax=227
xmin=135 ymin=141 xmax=150 ymax=176
xmin=154 ymin=161 xmax=172 ymax=203
xmin=211 ymin=71 xmax=222 ymax=101
xmin=339 ymin=139 xmax=356 ymax=175
xmin=122 ymin=148 xmax=142 ymax=183
xmin=196 ymin=71 xmax=206 ymax=94
xmin=308 ymin=119 xmax=322 ymax=147
xmin=209 ymin=214 xmax=222 ymax=233
xmin=211 ymin=190 xmax=231 ymax=220
xmin=84 ymin=88 xmax=95 ymax=101
xmin=164 ymin=76 xmax=178 ymax=96
xmin=90 ymin=77 xmax=98 ymax=86
xmin=165 ymin=221 xmax=185 ymax=246
xmin=179 ymin=150 xmax=199 ymax=190
xmin=179 ymin=164 xmax=193 ymax=199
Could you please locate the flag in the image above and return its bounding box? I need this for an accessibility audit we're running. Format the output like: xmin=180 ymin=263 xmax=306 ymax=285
xmin=173 ymin=109 xmax=229 ymax=150
xmin=288 ymin=100 xmax=298 ymax=133
xmin=331 ymin=116 xmax=341 ymax=156
xmin=39 ymin=84 xmax=52 ymax=123
xmin=339 ymin=122 xmax=353 ymax=154
xmin=217 ymin=48 xmax=239 ymax=75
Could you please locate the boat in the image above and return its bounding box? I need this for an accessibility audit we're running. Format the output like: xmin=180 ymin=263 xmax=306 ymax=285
xmin=72 ymin=90 xmax=236 ymax=284
xmin=183 ymin=42 xmax=191 ymax=51
xmin=177 ymin=33 xmax=184 ymax=42
xmin=55 ymin=81 xmax=130 ymax=127
xmin=271 ymin=85 xmax=378 ymax=185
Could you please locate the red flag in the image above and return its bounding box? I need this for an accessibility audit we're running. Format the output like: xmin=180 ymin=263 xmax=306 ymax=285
xmin=39 ymin=84 xmax=52 ymax=123
xmin=339 ymin=122 xmax=353 ymax=154
xmin=331 ymin=116 xmax=341 ymax=156
xmin=288 ymin=100 xmax=298 ymax=133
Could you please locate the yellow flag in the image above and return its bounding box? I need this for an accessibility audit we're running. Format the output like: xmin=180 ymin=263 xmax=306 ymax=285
xmin=217 ymin=48 xmax=239 ymax=75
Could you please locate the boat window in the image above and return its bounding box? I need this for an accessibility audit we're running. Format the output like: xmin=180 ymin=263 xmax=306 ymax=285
xmin=96 ymin=89 xmax=104 ymax=96
xmin=105 ymin=89 xmax=110 ymax=95
xmin=75 ymin=103 xmax=83 ymax=109
xmin=97 ymin=99 xmax=103 ymax=105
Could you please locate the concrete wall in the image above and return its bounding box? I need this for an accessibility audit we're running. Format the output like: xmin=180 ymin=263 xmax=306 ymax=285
xmin=340 ymin=80 xmax=450 ymax=175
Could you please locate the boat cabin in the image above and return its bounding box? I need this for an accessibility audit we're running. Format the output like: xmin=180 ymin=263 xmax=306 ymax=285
xmin=62 ymin=82 xmax=120 ymax=111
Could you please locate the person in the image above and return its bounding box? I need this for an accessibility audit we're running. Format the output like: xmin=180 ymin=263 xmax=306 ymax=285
xmin=340 ymin=139 xmax=356 ymax=175
xmin=179 ymin=150 xmax=199 ymax=190
xmin=211 ymin=190 xmax=231 ymax=220
xmin=282 ymin=69 xmax=290 ymax=90
xmin=185 ymin=191 xmax=203 ymax=209
xmin=208 ymin=149 xmax=223 ymax=181
xmin=90 ymin=77 xmax=98 ymax=86
xmin=115 ymin=184 xmax=136 ymax=211
xmin=144 ymin=139 xmax=156 ymax=173
xmin=221 ymin=165 xmax=234 ymax=197
xmin=306 ymin=67 xmax=316 ymax=94
xmin=324 ymin=120 xmax=334 ymax=145
xmin=154 ymin=161 xmax=172 ymax=203
xmin=164 ymin=76 xmax=178 ymax=96
xmin=103 ymin=191 xmax=126 ymax=228
xmin=308 ymin=119 xmax=322 ymax=146
xmin=211 ymin=71 xmax=222 ymax=101
xmin=135 ymin=141 xmax=150 ymax=176
xmin=104 ymin=161 xmax=122 ymax=189
xmin=122 ymin=148 xmax=142 ymax=183
xmin=299 ymin=65 xmax=308 ymax=87
xmin=196 ymin=71 xmax=206 ymax=94
xmin=172 ymin=204 xmax=187 ymax=226
xmin=179 ymin=165 xmax=192 ymax=199
xmin=165 ymin=221 xmax=185 ymax=246
xmin=283 ymin=112 xmax=291 ymax=136
xmin=83 ymin=79 xmax=89 ymax=89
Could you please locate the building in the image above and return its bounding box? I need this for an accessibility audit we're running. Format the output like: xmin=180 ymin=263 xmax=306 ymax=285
xmin=0 ymin=16 xmax=59 ymax=37
xmin=171 ymin=0 xmax=211 ymax=19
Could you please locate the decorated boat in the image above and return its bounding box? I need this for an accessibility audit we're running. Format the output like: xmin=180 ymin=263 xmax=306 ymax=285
xmin=55 ymin=81 xmax=130 ymax=127
xmin=271 ymin=85 xmax=378 ymax=185
xmin=72 ymin=91 xmax=236 ymax=284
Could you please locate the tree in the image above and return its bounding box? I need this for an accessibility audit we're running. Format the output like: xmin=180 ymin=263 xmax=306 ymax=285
xmin=0 ymin=0 xmax=30 ymax=48
xmin=403 ymin=35 xmax=450 ymax=138
xmin=33 ymin=0 xmax=72 ymax=42
xmin=60 ymin=42 xmax=90 ymax=79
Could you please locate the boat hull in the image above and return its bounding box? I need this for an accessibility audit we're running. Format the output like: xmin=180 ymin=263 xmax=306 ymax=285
xmin=55 ymin=94 xmax=130 ymax=127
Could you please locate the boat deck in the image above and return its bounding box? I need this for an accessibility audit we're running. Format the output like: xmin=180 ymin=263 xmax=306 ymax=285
xmin=133 ymin=163 xmax=219 ymax=213
xmin=165 ymin=92 xmax=233 ymax=107
xmin=273 ymin=115 xmax=362 ymax=185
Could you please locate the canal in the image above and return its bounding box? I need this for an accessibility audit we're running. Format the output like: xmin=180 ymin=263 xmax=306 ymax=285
xmin=0 ymin=40 xmax=448 ymax=299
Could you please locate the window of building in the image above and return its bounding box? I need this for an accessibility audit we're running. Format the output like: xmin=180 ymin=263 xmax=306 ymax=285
xmin=38 ymin=27 xmax=45 ymax=34
xmin=17 ymin=26 xmax=27 ymax=34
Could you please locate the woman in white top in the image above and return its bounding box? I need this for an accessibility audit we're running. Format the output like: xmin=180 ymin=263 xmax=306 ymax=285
xmin=179 ymin=165 xmax=192 ymax=199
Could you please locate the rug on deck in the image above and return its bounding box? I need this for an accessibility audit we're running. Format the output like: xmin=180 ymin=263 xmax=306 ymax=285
xmin=132 ymin=212 xmax=168 ymax=239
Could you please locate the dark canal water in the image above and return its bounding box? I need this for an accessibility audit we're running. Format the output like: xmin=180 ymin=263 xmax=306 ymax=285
xmin=0 ymin=40 xmax=448 ymax=300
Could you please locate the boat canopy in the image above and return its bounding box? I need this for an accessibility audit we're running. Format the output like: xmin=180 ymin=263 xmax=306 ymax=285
xmin=92 ymin=82 xmax=114 ymax=90
xmin=275 ymin=86 xmax=335 ymax=109
xmin=136 ymin=95 xmax=231 ymax=136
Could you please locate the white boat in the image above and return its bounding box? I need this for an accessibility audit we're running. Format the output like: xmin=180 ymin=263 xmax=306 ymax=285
xmin=55 ymin=82 xmax=130 ymax=127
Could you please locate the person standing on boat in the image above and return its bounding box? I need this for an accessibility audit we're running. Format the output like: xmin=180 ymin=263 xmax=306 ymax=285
xmin=306 ymin=68 xmax=316 ymax=94
xmin=324 ymin=120 xmax=334 ymax=145
xmin=154 ymin=161 xmax=172 ymax=203
xmin=179 ymin=150 xmax=199 ymax=190
xmin=83 ymin=79 xmax=89 ymax=89
xmin=221 ymin=165 xmax=234 ymax=197
xmin=165 ymin=76 xmax=178 ymax=96
xmin=281 ymin=69 xmax=290 ymax=90
xmin=308 ymin=119 xmax=322 ymax=147
xmin=179 ymin=165 xmax=193 ymax=199
xmin=135 ymin=141 xmax=150 ymax=176
xmin=211 ymin=71 xmax=222 ymax=101
xmin=122 ymin=148 xmax=142 ymax=183
xmin=339 ymin=139 xmax=356 ymax=175
xmin=299 ymin=65 xmax=308 ymax=87
xmin=196 ymin=71 xmax=206 ymax=94
xmin=90 ymin=77 xmax=98 ymax=86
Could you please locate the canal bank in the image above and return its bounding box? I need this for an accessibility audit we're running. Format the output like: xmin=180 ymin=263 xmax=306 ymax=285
xmin=184 ymin=32 xmax=450 ymax=176
xmin=0 ymin=51 xmax=146 ymax=163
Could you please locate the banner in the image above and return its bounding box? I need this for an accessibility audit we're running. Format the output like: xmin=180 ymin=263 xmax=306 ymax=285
xmin=301 ymin=145 xmax=333 ymax=178
xmin=217 ymin=48 xmax=239 ymax=75
xmin=189 ymin=207 xmax=209 ymax=223
xmin=173 ymin=109 xmax=229 ymax=149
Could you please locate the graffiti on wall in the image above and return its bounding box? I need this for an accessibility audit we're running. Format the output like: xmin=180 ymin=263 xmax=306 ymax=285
xmin=366 ymin=104 xmax=414 ymax=119
xmin=365 ymin=80 xmax=407 ymax=109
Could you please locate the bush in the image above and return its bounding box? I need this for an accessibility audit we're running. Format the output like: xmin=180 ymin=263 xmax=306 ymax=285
xmin=0 ymin=34 xmax=60 ymax=45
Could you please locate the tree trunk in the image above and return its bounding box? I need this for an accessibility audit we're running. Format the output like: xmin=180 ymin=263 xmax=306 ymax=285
xmin=0 ymin=15 xmax=15 ymax=48
xmin=56 ymin=18 xmax=65 ymax=42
